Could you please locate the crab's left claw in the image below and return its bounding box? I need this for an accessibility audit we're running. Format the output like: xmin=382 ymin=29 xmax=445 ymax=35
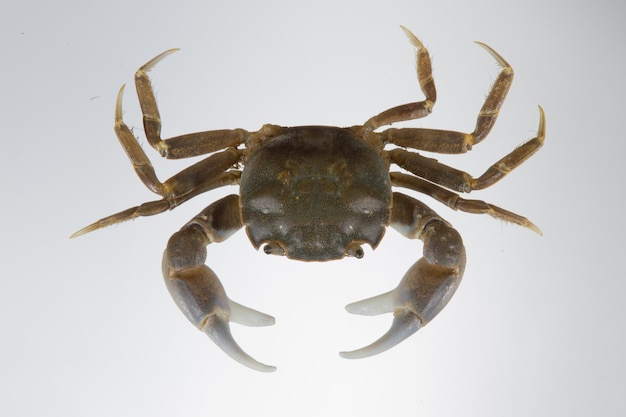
xmin=340 ymin=192 xmax=466 ymax=359
xmin=163 ymin=195 xmax=276 ymax=372
xmin=163 ymin=262 xmax=276 ymax=372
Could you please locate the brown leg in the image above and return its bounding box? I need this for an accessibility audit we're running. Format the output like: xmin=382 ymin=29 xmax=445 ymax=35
xmin=378 ymin=40 xmax=518 ymax=153
xmin=73 ymin=90 xmax=242 ymax=238
xmin=391 ymin=172 xmax=541 ymax=234
xmin=388 ymin=106 xmax=545 ymax=192
xmin=363 ymin=27 xmax=436 ymax=131
xmin=70 ymin=170 xmax=241 ymax=238
xmin=133 ymin=49 xmax=248 ymax=159
xmin=71 ymin=81 xmax=249 ymax=238
xmin=114 ymin=84 xmax=243 ymax=194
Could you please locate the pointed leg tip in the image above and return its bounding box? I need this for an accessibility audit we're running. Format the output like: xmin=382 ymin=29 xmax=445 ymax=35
xmin=529 ymin=222 xmax=543 ymax=236
xmin=69 ymin=230 xmax=83 ymax=239
xmin=474 ymin=41 xmax=510 ymax=69
xmin=399 ymin=25 xmax=424 ymax=49
xmin=115 ymin=84 xmax=127 ymax=120
xmin=70 ymin=224 xmax=95 ymax=239
xmin=140 ymin=48 xmax=181 ymax=72
xmin=537 ymin=105 xmax=546 ymax=141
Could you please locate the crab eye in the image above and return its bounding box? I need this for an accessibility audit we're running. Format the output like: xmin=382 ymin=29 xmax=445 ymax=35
xmin=346 ymin=243 xmax=365 ymax=259
xmin=263 ymin=241 xmax=286 ymax=256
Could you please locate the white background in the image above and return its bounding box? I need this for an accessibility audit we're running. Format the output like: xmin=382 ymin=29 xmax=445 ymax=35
xmin=2 ymin=1 xmax=624 ymax=416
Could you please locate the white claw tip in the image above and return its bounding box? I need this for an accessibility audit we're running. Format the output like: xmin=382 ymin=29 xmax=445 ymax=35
xmin=203 ymin=315 xmax=276 ymax=372
xmin=344 ymin=290 xmax=395 ymax=316
xmin=340 ymin=310 xmax=422 ymax=360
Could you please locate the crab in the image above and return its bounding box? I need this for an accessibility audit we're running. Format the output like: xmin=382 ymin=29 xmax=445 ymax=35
xmin=72 ymin=26 xmax=545 ymax=372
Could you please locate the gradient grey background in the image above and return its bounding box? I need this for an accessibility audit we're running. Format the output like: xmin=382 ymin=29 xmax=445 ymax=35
xmin=2 ymin=1 xmax=624 ymax=416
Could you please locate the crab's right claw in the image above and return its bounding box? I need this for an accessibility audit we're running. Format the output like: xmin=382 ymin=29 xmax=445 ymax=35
xmin=340 ymin=193 xmax=466 ymax=360
xmin=340 ymin=257 xmax=463 ymax=359
xmin=163 ymin=260 xmax=276 ymax=372
xmin=340 ymin=294 xmax=423 ymax=359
